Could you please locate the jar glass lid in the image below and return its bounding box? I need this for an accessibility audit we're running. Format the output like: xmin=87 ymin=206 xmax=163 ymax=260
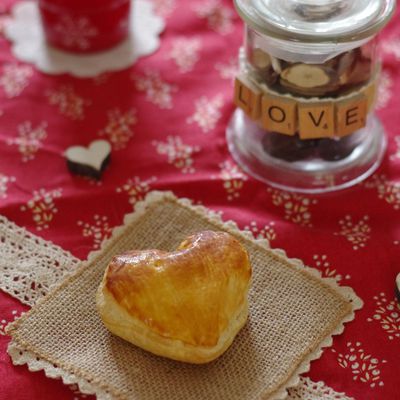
xmin=235 ymin=0 xmax=396 ymax=42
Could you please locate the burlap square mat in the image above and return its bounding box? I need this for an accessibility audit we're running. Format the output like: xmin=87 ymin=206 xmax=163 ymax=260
xmin=7 ymin=192 xmax=362 ymax=400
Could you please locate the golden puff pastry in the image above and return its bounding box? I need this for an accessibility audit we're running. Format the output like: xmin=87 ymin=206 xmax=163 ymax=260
xmin=96 ymin=230 xmax=252 ymax=364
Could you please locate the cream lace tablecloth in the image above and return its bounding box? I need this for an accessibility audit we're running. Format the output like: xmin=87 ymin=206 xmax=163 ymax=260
xmin=1 ymin=192 xmax=357 ymax=400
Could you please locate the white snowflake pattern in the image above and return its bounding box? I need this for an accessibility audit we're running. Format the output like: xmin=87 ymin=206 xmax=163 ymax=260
xmin=20 ymin=188 xmax=62 ymax=231
xmin=98 ymin=108 xmax=137 ymax=150
xmin=335 ymin=215 xmax=371 ymax=250
xmin=187 ymin=94 xmax=224 ymax=133
xmin=152 ymin=136 xmax=200 ymax=173
xmin=0 ymin=15 xmax=11 ymax=36
xmin=93 ymin=72 xmax=111 ymax=85
xmin=376 ymin=71 xmax=393 ymax=110
xmin=367 ymin=292 xmax=400 ymax=340
xmin=0 ymin=310 xmax=21 ymax=336
xmin=80 ymin=175 xmax=104 ymax=187
xmin=364 ymin=174 xmax=400 ymax=211
xmin=390 ymin=136 xmax=400 ymax=162
xmin=54 ymin=15 xmax=98 ymax=50
xmin=312 ymin=254 xmax=351 ymax=282
xmin=116 ymin=176 xmax=157 ymax=206
xmin=7 ymin=121 xmax=47 ymax=162
xmin=212 ymin=160 xmax=247 ymax=201
xmin=168 ymin=38 xmax=201 ymax=73
xmin=332 ymin=342 xmax=387 ymax=388
xmin=134 ymin=71 xmax=178 ymax=109
xmin=244 ymin=221 xmax=276 ymax=242
xmin=150 ymin=0 xmax=176 ymax=17
xmin=215 ymin=58 xmax=239 ymax=80
xmin=47 ymin=85 xmax=91 ymax=120
xmin=267 ymin=189 xmax=318 ymax=227
xmin=0 ymin=173 xmax=16 ymax=198
xmin=194 ymin=0 xmax=235 ymax=35
xmin=0 ymin=64 xmax=33 ymax=98
xmin=382 ymin=37 xmax=400 ymax=60
xmin=77 ymin=215 xmax=113 ymax=250
xmin=312 ymin=173 xmax=336 ymax=188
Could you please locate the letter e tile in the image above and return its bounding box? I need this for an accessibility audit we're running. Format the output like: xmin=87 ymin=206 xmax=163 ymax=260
xmin=336 ymin=95 xmax=368 ymax=137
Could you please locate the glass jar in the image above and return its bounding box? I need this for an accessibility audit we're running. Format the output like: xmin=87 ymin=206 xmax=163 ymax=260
xmin=38 ymin=0 xmax=131 ymax=53
xmin=227 ymin=0 xmax=396 ymax=193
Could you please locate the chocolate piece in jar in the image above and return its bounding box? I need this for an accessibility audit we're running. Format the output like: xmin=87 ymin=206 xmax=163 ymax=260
xmin=280 ymin=64 xmax=340 ymax=97
xmin=262 ymin=132 xmax=319 ymax=162
xmin=318 ymin=136 xmax=357 ymax=161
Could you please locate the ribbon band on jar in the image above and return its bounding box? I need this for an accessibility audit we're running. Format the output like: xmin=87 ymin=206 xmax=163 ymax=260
xmin=234 ymin=71 xmax=378 ymax=139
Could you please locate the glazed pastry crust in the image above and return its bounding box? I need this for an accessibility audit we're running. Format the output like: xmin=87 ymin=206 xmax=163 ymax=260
xmin=96 ymin=231 xmax=252 ymax=364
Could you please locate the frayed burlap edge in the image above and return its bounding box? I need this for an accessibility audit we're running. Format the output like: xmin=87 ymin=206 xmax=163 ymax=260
xmin=6 ymin=342 xmax=355 ymax=400
xmin=6 ymin=190 xmax=363 ymax=400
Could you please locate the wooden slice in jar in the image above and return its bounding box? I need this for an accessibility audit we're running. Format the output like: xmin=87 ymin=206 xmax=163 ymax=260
xmin=280 ymin=64 xmax=339 ymax=96
xmin=250 ymin=49 xmax=281 ymax=87
xmin=338 ymin=51 xmax=357 ymax=74
xmin=251 ymin=48 xmax=271 ymax=69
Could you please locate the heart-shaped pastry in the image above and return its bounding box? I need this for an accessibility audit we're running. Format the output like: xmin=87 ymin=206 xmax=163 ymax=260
xmin=96 ymin=231 xmax=252 ymax=364
xmin=65 ymin=140 xmax=111 ymax=180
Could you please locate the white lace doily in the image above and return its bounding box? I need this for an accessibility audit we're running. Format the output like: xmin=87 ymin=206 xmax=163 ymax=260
xmin=4 ymin=0 xmax=165 ymax=77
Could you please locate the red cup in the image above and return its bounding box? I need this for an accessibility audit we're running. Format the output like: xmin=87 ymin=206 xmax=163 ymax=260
xmin=38 ymin=0 xmax=131 ymax=53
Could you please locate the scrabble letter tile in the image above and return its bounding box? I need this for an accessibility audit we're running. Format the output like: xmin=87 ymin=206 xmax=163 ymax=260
xmin=298 ymin=102 xmax=335 ymax=139
xmin=234 ymin=75 xmax=262 ymax=120
xmin=261 ymin=93 xmax=297 ymax=135
xmin=336 ymin=95 xmax=368 ymax=137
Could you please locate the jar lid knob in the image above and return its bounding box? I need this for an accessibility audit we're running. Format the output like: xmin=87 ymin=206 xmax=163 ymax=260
xmin=291 ymin=0 xmax=349 ymax=21
xmin=235 ymin=0 xmax=396 ymax=42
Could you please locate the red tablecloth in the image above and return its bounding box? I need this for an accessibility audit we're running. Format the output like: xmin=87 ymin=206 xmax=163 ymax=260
xmin=0 ymin=1 xmax=399 ymax=399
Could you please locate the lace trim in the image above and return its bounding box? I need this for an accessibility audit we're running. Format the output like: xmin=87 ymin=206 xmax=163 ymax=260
xmin=0 ymin=215 xmax=80 ymax=306
xmin=288 ymin=377 xmax=354 ymax=399
xmin=7 ymin=341 xmax=354 ymax=400
xmin=2 ymin=191 xmax=360 ymax=399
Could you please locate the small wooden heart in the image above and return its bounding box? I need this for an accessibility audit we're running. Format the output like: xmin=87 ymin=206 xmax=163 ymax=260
xmin=65 ymin=140 xmax=111 ymax=180
xmin=396 ymin=273 xmax=400 ymax=303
